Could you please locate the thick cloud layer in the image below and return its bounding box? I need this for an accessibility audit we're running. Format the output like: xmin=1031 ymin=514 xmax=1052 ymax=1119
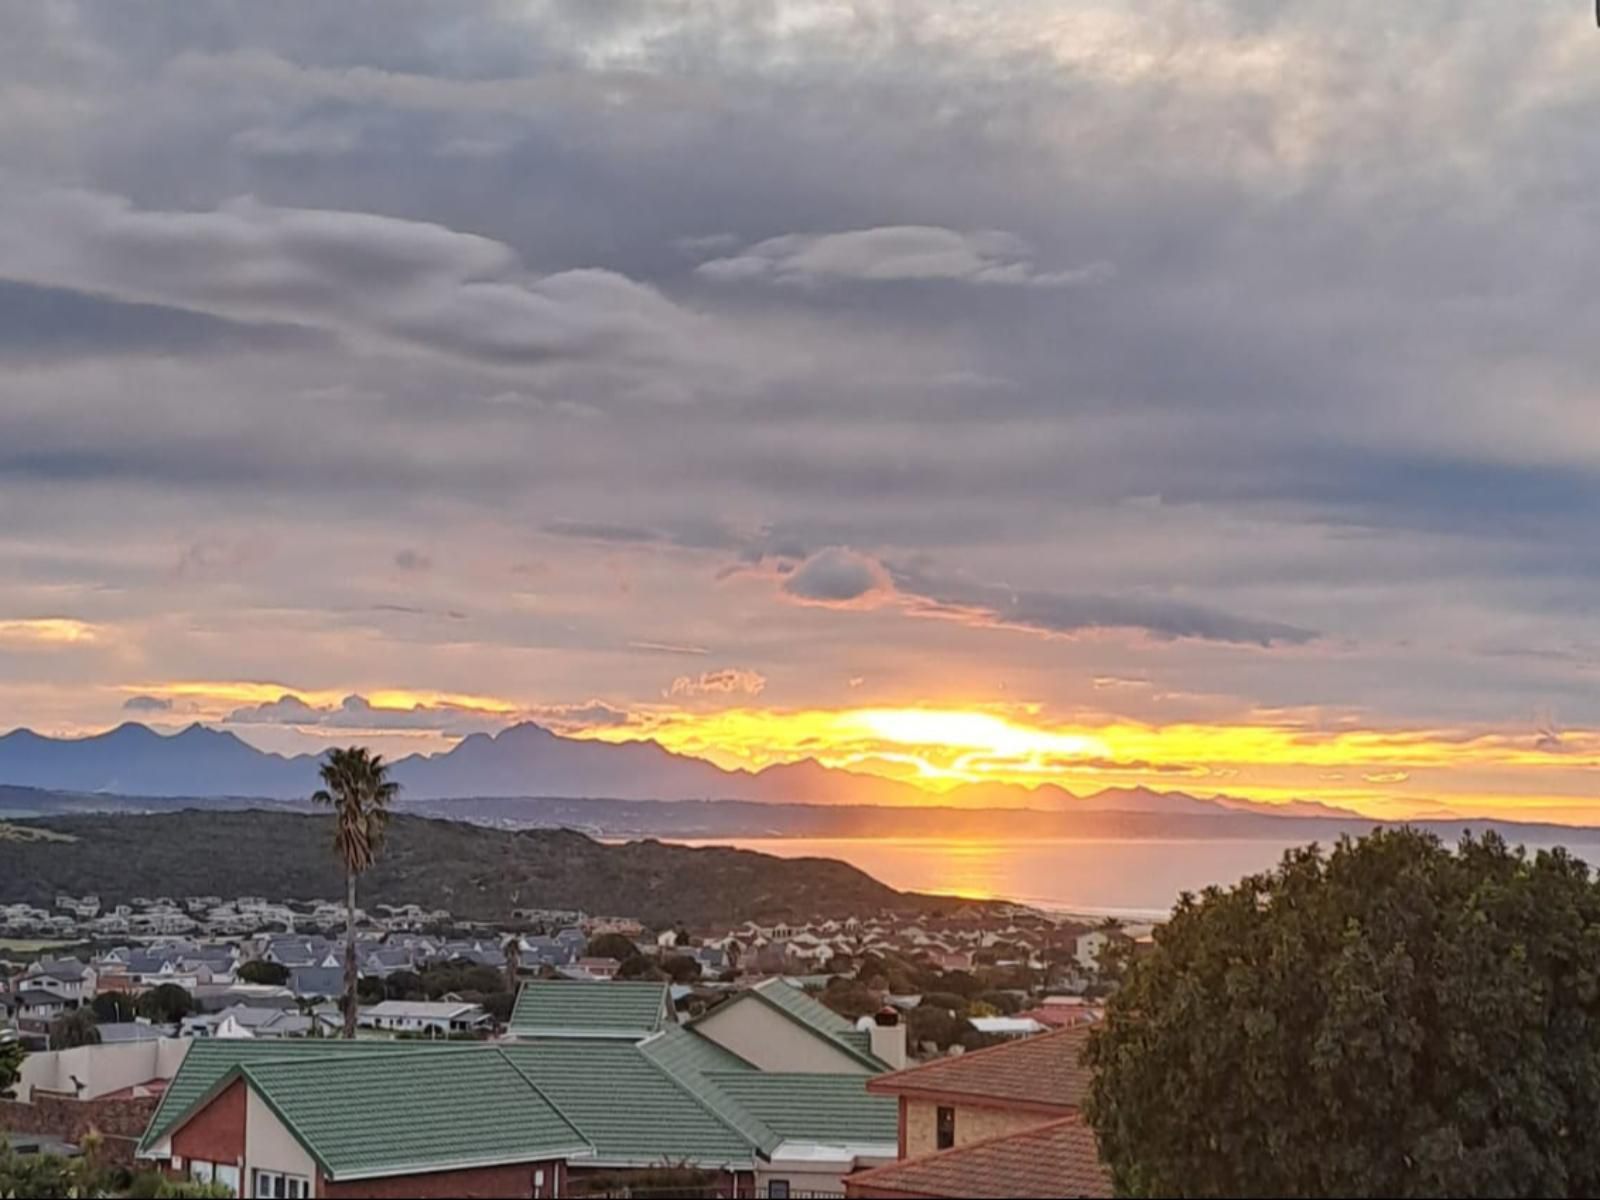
xmin=3 ymin=2 xmax=1599 ymax=816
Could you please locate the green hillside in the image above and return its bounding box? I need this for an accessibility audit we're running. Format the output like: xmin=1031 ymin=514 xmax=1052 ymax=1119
xmin=0 ymin=809 xmax=934 ymax=928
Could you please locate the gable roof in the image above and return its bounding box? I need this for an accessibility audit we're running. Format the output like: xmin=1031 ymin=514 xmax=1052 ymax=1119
xmin=690 ymin=979 xmax=886 ymax=1071
xmin=703 ymin=1072 xmax=897 ymax=1148
xmin=140 ymin=1038 xmax=469 ymax=1153
xmin=508 ymin=980 xmax=670 ymax=1039
xmin=866 ymin=1025 xmax=1092 ymax=1113
xmin=499 ymin=1038 xmax=757 ymax=1168
xmin=637 ymin=1026 xmax=895 ymax=1155
xmin=215 ymin=1049 xmax=591 ymax=1181
xmin=843 ymin=1115 xmax=1111 ymax=1199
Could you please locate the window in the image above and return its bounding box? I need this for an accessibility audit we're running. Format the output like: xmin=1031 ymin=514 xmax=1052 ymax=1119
xmin=189 ymin=1160 xmax=215 ymax=1184
xmin=936 ymin=1105 xmax=956 ymax=1150
xmin=253 ymin=1168 xmax=311 ymax=1198
xmin=767 ymin=1183 xmax=791 ymax=1199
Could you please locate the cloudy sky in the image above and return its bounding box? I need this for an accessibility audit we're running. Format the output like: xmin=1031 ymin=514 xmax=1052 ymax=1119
xmin=4 ymin=1 xmax=1600 ymax=821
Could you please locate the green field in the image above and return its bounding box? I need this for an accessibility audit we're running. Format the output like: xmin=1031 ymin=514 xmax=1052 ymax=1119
xmin=0 ymin=938 xmax=78 ymax=953
xmin=0 ymin=822 xmax=75 ymax=843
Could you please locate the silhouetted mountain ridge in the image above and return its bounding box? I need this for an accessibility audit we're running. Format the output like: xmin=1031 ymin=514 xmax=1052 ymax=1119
xmin=0 ymin=720 xmax=1364 ymax=820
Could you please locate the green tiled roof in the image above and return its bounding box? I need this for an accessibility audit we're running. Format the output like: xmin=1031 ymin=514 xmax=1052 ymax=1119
xmin=140 ymin=1038 xmax=465 ymax=1154
xmin=500 ymin=1038 xmax=757 ymax=1169
xmin=509 ymin=980 xmax=670 ymax=1038
xmin=702 ymin=1073 xmax=898 ymax=1145
xmin=639 ymin=1027 xmax=774 ymax=1153
xmin=239 ymin=1049 xmax=591 ymax=1180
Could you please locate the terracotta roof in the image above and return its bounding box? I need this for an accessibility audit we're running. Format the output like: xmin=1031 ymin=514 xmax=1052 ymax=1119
xmin=866 ymin=1025 xmax=1091 ymax=1112
xmin=843 ymin=1116 xmax=1111 ymax=1199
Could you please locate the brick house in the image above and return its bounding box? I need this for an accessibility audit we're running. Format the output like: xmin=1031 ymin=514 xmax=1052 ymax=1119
xmin=151 ymin=1047 xmax=590 ymax=1198
xmin=866 ymin=1026 xmax=1091 ymax=1159
xmin=845 ymin=1027 xmax=1113 ymax=1199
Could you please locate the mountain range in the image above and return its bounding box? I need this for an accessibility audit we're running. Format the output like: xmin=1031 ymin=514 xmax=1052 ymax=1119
xmin=0 ymin=720 xmax=1363 ymax=820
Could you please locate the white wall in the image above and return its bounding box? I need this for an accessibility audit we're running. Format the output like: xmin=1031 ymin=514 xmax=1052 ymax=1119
xmin=244 ymin=1088 xmax=318 ymax=1197
xmin=18 ymin=1037 xmax=190 ymax=1103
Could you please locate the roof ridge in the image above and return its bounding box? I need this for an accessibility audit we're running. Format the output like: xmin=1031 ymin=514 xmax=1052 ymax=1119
xmin=494 ymin=1047 xmax=596 ymax=1157
xmin=637 ymin=1034 xmax=780 ymax=1157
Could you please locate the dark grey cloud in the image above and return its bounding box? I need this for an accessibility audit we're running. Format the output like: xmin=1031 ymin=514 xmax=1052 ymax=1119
xmin=222 ymin=692 xmax=629 ymax=735
xmin=543 ymin=520 xmax=664 ymax=544
xmin=887 ymin=565 xmax=1318 ymax=648
xmin=782 ymin=548 xmax=891 ymax=604
xmin=0 ymin=279 xmax=324 ymax=359
xmin=393 ymin=548 xmax=432 ymax=571
xmin=122 ymin=694 xmax=174 ymax=713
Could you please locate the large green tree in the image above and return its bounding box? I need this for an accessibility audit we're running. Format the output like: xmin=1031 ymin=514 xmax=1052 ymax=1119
xmin=312 ymin=746 xmax=398 ymax=1039
xmin=0 ymin=1040 xmax=25 ymax=1097
xmin=136 ymin=983 xmax=194 ymax=1024
xmin=1085 ymin=828 xmax=1600 ymax=1198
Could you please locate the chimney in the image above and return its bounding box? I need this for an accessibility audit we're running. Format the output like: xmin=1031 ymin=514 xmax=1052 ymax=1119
xmin=869 ymin=1006 xmax=906 ymax=1070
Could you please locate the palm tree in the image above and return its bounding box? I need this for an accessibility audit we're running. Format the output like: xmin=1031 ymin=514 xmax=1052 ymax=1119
xmin=312 ymin=746 xmax=399 ymax=1039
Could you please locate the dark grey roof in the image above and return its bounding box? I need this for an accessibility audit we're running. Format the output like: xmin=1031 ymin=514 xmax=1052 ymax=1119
xmin=289 ymin=966 xmax=346 ymax=998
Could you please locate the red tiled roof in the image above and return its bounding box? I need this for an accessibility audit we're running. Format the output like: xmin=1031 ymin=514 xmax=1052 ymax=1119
xmin=844 ymin=1116 xmax=1112 ymax=1199
xmin=100 ymin=1077 xmax=169 ymax=1100
xmin=867 ymin=1025 xmax=1092 ymax=1112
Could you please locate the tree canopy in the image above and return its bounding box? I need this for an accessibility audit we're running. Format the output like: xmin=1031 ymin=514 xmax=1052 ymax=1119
xmin=0 ymin=1041 xmax=24 ymax=1097
xmin=1085 ymin=828 xmax=1600 ymax=1198
xmin=136 ymin=983 xmax=194 ymax=1024
xmin=49 ymin=1007 xmax=100 ymax=1050
xmin=237 ymin=960 xmax=289 ymax=987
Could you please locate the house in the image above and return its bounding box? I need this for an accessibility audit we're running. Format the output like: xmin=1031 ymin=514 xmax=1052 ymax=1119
xmin=183 ymin=1004 xmax=340 ymax=1040
xmin=843 ymin=1115 xmax=1111 ymax=1199
xmin=866 ymin=1026 xmax=1093 ymax=1159
xmin=506 ymin=980 xmax=674 ymax=1040
xmin=15 ymin=988 xmax=71 ymax=1036
xmin=144 ymin=1046 xmax=590 ymax=1197
xmin=1016 ymin=997 xmax=1103 ymax=1031
xmin=1074 ymin=931 xmax=1112 ymax=973
xmin=24 ymin=959 xmax=96 ymax=1004
xmin=359 ymin=1000 xmax=489 ymax=1036
xmin=141 ymin=983 xmax=903 ymax=1198
xmin=571 ymin=956 xmax=621 ymax=980
xmin=688 ymin=979 xmax=903 ymax=1073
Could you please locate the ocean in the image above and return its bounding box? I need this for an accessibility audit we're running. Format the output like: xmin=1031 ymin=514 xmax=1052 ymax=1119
xmin=668 ymin=835 xmax=1600 ymax=919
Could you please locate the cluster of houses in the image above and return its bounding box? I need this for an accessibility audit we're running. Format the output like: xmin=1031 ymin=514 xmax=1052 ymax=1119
xmin=702 ymin=910 xmax=1150 ymax=986
xmin=7 ymin=974 xmax=1110 ymax=1198
xmin=0 ymin=893 xmax=486 ymax=941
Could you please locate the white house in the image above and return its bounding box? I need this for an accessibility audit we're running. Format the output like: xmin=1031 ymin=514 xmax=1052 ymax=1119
xmin=1074 ymin=930 xmax=1111 ymax=973
xmin=358 ymin=1000 xmax=489 ymax=1036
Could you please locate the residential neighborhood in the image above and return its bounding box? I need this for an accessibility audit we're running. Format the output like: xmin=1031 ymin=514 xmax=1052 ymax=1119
xmin=0 ymin=892 xmax=1135 ymax=1197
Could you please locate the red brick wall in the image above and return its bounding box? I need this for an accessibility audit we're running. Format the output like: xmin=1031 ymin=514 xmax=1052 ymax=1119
xmin=0 ymin=1093 xmax=159 ymax=1169
xmin=320 ymin=1159 xmax=565 ymax=1198
xmin=171 ymin=1077 xmax=246 ymax=1171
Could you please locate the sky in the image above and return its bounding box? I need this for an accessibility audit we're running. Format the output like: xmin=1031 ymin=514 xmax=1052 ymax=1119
xmin=4 ymin=1 xmax=1600 ymax=823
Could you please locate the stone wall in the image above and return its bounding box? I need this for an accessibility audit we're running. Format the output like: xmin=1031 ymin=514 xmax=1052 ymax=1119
xmin=0 ymin=1091 xmax=159 ymax=1169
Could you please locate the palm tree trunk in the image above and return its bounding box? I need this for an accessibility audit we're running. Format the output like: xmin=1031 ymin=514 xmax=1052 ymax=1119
xmin=343 ymin=869 xmax=358 ymax=1039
